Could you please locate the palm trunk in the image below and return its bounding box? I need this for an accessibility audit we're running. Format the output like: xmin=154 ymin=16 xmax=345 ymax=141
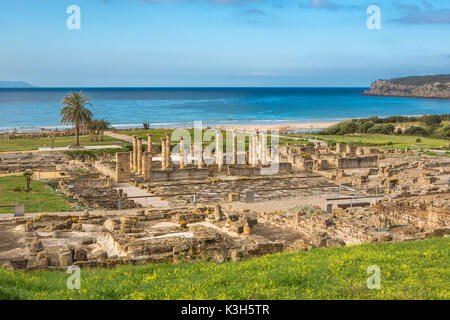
xmin=75 ymin=124 xmax=80 ymax=146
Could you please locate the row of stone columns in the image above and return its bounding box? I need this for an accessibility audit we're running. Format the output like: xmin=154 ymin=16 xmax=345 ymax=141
xmin=157 ymin=129 xmax=271 ymax=172
xmin=131 ymin=134 xmax=153 ymax=181
xmin=160 ymin=133 xmax=172 ymax=170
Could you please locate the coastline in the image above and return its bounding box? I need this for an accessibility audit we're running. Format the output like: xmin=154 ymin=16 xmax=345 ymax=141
xmin=0 ymin=120 xmax=339 ymax=134
xmin=361 ymin=93 xmax=450 ymax=100
xmin=212 ymin=121 xmax=337 ymax=132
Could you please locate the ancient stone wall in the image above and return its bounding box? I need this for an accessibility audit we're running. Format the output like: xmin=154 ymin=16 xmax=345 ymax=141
xmin=337 ymin=156 xmax=379 ymax=169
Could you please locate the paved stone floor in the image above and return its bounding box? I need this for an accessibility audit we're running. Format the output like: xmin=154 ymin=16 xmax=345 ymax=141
xmin=113 ymin=182 xmax=170 ymax=209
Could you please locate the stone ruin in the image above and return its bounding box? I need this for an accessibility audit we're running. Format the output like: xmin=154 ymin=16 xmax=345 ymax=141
xmin=58 ymin=178 xmax=138 ymax=210
xmin=1 ymin=191 xmax=448 ymax=271
xmin=0 ymin=129 xmax=449 ymax=271
xmin=0 ymin=152 xmax=64 ymax=174
xmin=0 ymin=205 xmax=290 ymax=270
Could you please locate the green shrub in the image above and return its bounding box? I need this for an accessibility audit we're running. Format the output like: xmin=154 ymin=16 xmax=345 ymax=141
xmin=404 ymin=126 xmax=428 ymax=136
xmin=319 ymin=114 xmax=450 ymax=138
xmin=442 ymin=125 xmax=450 ymax=138
xmin=357 ymin=120 xmax=374 ymax=133
xmin=367 ymin=124 xmax=395 ymax=135
xmin=422 ymin=115 xmax=442 ymax=126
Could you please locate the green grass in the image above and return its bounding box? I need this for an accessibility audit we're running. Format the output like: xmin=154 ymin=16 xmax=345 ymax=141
xmin=120 ymin=128 xmax=237 ymax=143
xmin=1 ymin=237 xmax=448 ymax=299
xmin=0 ymin=176 xmax=72 ymax=213
xmin=0 ymin=135 xmax=124 ymax=152
xmin=283 ymin=133 xmax=449 ymax=150
xmin=64 ymin=146 xmax=132 ymax=159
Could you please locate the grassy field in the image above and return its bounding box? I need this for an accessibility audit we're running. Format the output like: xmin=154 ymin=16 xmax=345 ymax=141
xmin=1 ymin=238 xmax=448 ymax=300
xmin=0 ymin=135 xmax=123 ymax=152
xmin=284 ymin=133 xmax=449 ymax=150
xmin=0 ymin=176 xmax=72 ymax=213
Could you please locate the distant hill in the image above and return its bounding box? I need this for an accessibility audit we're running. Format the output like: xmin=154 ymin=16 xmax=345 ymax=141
xmin=363 ymin=74 xmax=450 ymax=99
xmin=0 ymin=81 xmax=35 ymax=88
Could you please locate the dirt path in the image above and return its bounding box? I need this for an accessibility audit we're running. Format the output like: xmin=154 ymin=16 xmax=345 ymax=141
xmin=104 ymin=131 xmax=133 ymax=143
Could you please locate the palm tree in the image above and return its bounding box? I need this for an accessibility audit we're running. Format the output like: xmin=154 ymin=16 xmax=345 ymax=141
xmin=23 ymin=170 xmax=33 ymax=192
xmin=97 ymin=119 xmax=110 ymax=141
xmin=87 ymin=119 xmax=99 ymax=141
xmin=60 ymin=91 xmax=93 ymax=146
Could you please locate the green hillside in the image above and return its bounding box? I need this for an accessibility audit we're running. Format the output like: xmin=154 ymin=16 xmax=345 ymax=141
xmin=1 ymin=237 xmax=448 ymax=300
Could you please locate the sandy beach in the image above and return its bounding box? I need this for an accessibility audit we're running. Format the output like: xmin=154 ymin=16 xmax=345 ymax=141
xmin=212 ymin=121 xmax=338 ymax=132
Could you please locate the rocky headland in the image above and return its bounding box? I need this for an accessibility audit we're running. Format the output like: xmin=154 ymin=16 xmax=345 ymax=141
xmin=363 ymin=74 xmax=450 ymax=99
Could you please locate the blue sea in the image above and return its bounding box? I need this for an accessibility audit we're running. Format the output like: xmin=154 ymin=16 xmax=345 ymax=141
xmin=0 ymin=87 xmax=449 ymax=132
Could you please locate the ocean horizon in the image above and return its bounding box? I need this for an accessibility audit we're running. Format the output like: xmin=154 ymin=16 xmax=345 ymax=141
xmin=0 ymin=87 xmax=449 ymax=132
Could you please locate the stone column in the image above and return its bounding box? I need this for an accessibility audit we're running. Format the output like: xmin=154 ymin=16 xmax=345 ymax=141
xmin=161 ymin=138 xmax=166 ymax=170
xmin=147 ymin=134 xmax=152 ymax=155
xmin=137 ymin=137 xmax=143 ymax=174
xmin=256 ymin=130 xmax=261 ymax=166
xmin=129 ymin=151 xmax=133 ymax=172
xmin=248 ymin=132 xmax=253 ymax=166
xmin=216 ymin=131 xmax=223 ymax=171
xmin=232 ymin=130 xmax=237 ymax=165
xmin=197 ymin=142 xmax=203 ymax=168
xmin=132 ymin=135 xmax=138 ymax=172
xmin=115 ymin=152 xmax=130 ymax=183
xmin=179 ymin=137 xmax=185 ymax=169
xmin=165 ymin=133 xmax=171 ymax=169
xmin=261 ymin=132 xmax=267 ymax=165
xmin=251 ymin=132 xmax=257 ymax=167
xmin=142 ymin=152 xmax=151 ymax=182
xmin=147 ymin=134 xmax=153 ymax=171
xmin=190 ymin=143 xmax=195 ymax=165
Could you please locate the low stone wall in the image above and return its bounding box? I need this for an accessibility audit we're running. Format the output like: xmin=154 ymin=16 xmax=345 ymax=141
xmin=93 ymin=161 xmax=115 ymax=179
xmin=337 ymin=156 xmax=379 ymax=169
xmin=150 ymin=168 xmax=210 ymax=182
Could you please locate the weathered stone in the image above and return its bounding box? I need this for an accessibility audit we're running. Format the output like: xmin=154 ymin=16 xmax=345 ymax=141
xmin=378 ymin=233 xmax=393 ymax=242
xmin=52 ymin=230 xmax=62 ymax=238
xmin=29 ymin=239 xmax=44 ymax=253
xmin=104 ymin=219 xmax=119 ymax=232
xmin=24 ymin=221 xmax=33 ymax=232
xmin=230 ymin=250 xmax=243 ymax=262
xmin=74 ymin=248 xmax=88 ymax=262
xmin=10 ymin=258 xmax=28 ymax=270
xmin=59 ymin=251 xmax=73 ymax=267
xmin=243 ymin=223 xmax=253 ymax=235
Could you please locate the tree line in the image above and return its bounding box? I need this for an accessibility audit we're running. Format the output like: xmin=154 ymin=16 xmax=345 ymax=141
xmin=320 ymin=114 xmax=450 ymax=138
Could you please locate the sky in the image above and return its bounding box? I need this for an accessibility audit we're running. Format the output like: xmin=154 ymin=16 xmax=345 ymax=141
xmin=0 ymin=0 xmax=449 ymax=87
